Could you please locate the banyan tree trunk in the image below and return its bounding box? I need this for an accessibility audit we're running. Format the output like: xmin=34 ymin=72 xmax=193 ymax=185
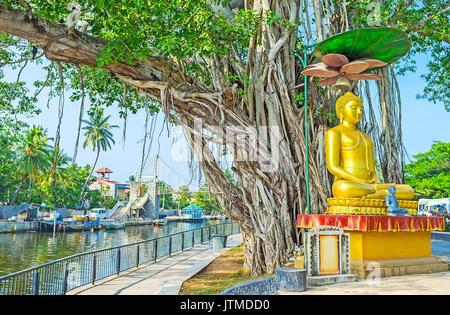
xmin=173 ymin=1 xmax=333 ymax=274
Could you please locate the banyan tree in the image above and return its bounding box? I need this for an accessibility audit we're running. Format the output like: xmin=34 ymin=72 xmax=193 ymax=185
xmin=0 ymin=1 xmax=448 ymax=275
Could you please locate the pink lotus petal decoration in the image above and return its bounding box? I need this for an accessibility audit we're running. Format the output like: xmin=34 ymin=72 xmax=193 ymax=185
xmin=301 ymin=53 xmax=387 ymax=89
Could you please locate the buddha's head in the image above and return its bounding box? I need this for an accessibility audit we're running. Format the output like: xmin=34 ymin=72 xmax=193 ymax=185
xmin=336 ymin=92 xmax=363 ymax=125
xmin=388 ymin=185 xmax=396 ymax=195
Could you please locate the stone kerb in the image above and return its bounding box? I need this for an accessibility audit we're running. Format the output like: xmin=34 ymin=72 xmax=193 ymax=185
xmin=220 ymin=268 xmax=306 ymax=295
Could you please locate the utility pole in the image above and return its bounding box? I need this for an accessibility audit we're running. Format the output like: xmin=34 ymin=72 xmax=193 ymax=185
xmin=153 ymin=154 xmax=159 ymax=219
xmin=154 ymin=154 xmax=159 ymax=183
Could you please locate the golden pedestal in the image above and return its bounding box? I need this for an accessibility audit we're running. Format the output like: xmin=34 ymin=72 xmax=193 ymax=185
xmin=326 ymin=198 xmax=418 ymax=215
xmin=297 ymin=214 xmax=447 ymax=279
xmin=349 ymin=231 xmax=448 ymax=278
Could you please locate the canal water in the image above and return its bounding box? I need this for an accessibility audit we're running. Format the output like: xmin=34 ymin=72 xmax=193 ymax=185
xmin=0 ymin=220 xmax=222 ymax=277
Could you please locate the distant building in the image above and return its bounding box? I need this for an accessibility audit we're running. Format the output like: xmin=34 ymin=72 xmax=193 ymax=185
xmin=89 ymin=167 xmax=129 ymax=199
xmin=179 ymin=205 xmax=204 ymax=221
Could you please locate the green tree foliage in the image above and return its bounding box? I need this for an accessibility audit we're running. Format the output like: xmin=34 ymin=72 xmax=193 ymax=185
xmin=405 ymin=142 xmax=450 ymax=198
xmin=0 ymin=124 xmax=21 ymax=203
xmin=0 ymin=0 xmax=446 ymax=118
xmin=103 ymin=197 xmax=119 ymax=209
xmin=158 ymin=181 xmax=177 ymax=210
xmin=128 ymin=175 xmax=135 ymax=183
xmin=0 ymin=124 xmax=105 ymax=208
xmin=175 ymin=185 xmax=193 ymax=210
xmin=351 ymin=0 xmax=449 ymax=110
xmin=9 ymin=125 xmax=52 ymax=204
xmin=192 ymin=183 xmax=221 ymax=214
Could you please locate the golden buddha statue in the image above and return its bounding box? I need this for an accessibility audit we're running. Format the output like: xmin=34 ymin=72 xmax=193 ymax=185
xmin=325 ymin=92 xmax=416 ymax=215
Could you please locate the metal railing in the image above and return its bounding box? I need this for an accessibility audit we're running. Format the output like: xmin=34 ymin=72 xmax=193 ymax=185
xmin=0 ymin=221 xmax=240 ymax=295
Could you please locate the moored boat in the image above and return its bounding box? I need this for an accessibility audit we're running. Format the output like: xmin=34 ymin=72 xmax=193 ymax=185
xmin=102 ymin=220 xmax=125 ymax=230
xmin=64 ymin=220 xmax=100 ymax=231
xmin=154 ymin=219 xmax=167 ymax=226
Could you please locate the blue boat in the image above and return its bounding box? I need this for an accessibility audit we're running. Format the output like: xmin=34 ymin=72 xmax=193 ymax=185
xmin=64 ymin=219 xmax=100 ymax=231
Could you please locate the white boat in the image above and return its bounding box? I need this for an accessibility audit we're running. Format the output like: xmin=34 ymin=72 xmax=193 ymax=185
xmin=89 ymin=208 xmax=109 ymax=220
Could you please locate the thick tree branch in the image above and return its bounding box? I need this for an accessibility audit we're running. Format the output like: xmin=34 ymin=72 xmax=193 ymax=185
xmin=0 ymin=4 xmax=186 ymax=85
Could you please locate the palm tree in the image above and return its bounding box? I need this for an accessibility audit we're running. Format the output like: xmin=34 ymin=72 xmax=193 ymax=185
xmin=78 ymin=109 xmax=118 ymax=212
xmin=44 ymin=147 xmax=73 ymax=205
xmin=47 ymin=147 xmax=72 ymax=185
xmin=9 ymin=126 xmax=52 ymax=205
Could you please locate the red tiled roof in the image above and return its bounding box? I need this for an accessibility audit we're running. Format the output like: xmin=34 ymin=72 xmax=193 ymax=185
xmin=92 ymin=179 xmax=126 ymax=186
xmin=96 ymin=167 xmax=113 ymax=173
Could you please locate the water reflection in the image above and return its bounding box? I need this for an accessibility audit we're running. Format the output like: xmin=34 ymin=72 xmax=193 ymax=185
xmin=0 ymin=220 xmax=220 ymax=276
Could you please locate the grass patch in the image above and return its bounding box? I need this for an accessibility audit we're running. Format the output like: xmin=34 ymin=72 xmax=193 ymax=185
xmin=179 ymin=244 xmax=271 ymax=295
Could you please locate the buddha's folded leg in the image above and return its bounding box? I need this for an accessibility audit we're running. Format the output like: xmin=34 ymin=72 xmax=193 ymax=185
xmin=332 ymin=180 xmax=376 ymax=198
xmin=393 ymin=184 xmax=415 ymax=200
xmin=373 ymin=183 xmax=415 ymax=200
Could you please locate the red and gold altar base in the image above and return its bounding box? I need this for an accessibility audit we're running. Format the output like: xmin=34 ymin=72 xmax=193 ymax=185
xmin=297 ymin=214 xmax=448 ymax=278
xmin=297 ymin=214 xmax=445 ymax=232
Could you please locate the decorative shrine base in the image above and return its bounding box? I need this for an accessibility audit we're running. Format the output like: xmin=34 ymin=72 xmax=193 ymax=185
xmin=297 ymin=214 xmax=448 ymax=279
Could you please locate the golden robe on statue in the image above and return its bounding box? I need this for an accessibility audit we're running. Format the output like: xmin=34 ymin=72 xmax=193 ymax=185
xmin=324 ymin=92 xmax=415 ymax=215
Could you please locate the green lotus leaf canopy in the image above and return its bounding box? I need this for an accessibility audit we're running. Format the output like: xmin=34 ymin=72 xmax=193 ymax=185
xmin=301 ymin=27 xmax=412 ymax=89
xmin=311 ymin=27 xmax=411 ymax=64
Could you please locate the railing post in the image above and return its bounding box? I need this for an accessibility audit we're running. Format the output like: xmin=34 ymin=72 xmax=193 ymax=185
xmin=181 ymin=232 xmax=185 ymax=252
xmin=168 ymin=236 xmax=172 ymax=256
xmin=62 ymin=263 xmax=69 ymax=294
xmin=92 ymin=255 xmax=97 ymax=285
xmin=136 ymin=245 xmax=140 ymax=268
xmin=201 ymin=228 xmax=203 ymax=243
xmin=32 ymin=272 xmax=39 ymax=295
xmin=154 ymin=239 xmax=158 ymax=261
xmin=117 ymin=248 xmax=121 ymax=275
xmin=192 ymin=230 xmax=195 ymax=247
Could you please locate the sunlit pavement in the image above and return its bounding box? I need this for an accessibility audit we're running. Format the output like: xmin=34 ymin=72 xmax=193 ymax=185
xmin=431 ymin=240 xmax=450 ymax=263
xmin=280 ymin=239 xmax=450 ymax=295
xmin=279 ymin=271 xmax=450 ymax=295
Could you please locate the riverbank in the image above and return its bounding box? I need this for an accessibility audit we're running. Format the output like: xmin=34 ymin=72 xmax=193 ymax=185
xmin=0 ymin=216 xmax=225 ymax=233
xmin=0 ymin=220 xmax=38 ymax=233
xmin=0 ymin=218 xmax=155 ymax=233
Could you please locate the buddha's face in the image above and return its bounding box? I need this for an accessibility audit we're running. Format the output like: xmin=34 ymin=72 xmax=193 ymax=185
xmin=341 ymin=100 xmax=363 ymax=125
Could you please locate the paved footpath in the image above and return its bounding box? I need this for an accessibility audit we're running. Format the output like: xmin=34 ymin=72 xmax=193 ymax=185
xmin=280 ymin=271 xmax=450 ymax=295
xmin=68 ymin=234 xmax=243 ymax=295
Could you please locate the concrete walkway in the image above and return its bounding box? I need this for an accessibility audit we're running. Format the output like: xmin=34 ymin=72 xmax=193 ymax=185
xmin=280 ymin=271 xmax=450 ymax=295
xmin=68 ymin=234 xmax=243 ymax=295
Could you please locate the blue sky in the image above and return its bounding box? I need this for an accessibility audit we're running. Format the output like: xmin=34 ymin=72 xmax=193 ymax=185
xmin=7 ymin=53 xmax=449 ymax=188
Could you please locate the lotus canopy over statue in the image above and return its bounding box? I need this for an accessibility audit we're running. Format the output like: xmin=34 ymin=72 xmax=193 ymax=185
xmin=300 ymin=27 xmax=411 ymax=90
xmin=301 ymin=54 xmax=386 ymax=89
